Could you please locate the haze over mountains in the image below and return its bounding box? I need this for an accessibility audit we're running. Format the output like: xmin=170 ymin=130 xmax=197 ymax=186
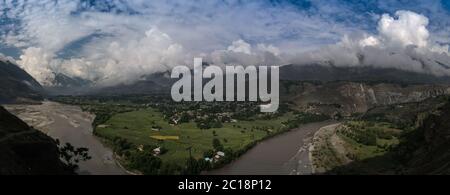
xmin=1 ymin=1 xmax=450 ymax=88
xmin=3 ymin=53 xmax=450 ymax=99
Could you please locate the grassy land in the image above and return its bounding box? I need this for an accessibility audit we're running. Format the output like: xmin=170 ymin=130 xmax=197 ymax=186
xmin=95 ymin=108 xmax=296 ymax=169
xmin=52 ymin=95 xmax=330 ymax=174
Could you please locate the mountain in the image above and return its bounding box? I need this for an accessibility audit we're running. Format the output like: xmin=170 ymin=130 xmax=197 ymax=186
xmin=0 ymin=106 xmax=71 ymax=175
xmin=44 ymin=63 xmax=450 ymax=99
xmin=281 ymin=80 xmax=450 ymax=117
xmin=94 ymin=64 xmax=450 ymax=95
xmin=406 ymin=102 xmax=450 ymax=174
xmin=91 ymin=71 xmax=174 ymax=95
xmin=0 ymin=59 xmax=43 ymax=103
xmin=44 ymin=73 xmax=93 ymax=95
xmin=323 ymin=96 xmax=450 ymax=175
xmin=52 ymin=73 xmax=93 ymax=88
xmin=280 ymin=64 xmax=450 ymax=84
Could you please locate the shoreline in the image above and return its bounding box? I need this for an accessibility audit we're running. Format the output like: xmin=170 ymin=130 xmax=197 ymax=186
xmin=4 ymin=101 xmax=129 ymax=175
xmin=5 ymin=101 xmax=338 ymax=175
xmin=309 ymin=123 xmax=342 ymax=174
xmin=207 ymin=121 xmax=338 ymax=175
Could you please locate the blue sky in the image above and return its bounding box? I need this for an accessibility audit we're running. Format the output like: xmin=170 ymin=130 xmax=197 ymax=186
xmin=0 ymin=0 xmax=449 ymax=86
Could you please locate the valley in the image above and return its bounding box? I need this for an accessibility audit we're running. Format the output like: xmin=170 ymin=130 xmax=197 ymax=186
xmin=1 ymin=58 xmax=450 ymax=175
xmin=2 ymin=77 xmax=450 ymax=175
xmin=3 ymin=79 xmax=449 ymax=175
xmin=1 ymin=0 xmax=450 ymax=178
xmin=48 ymin=95 xmax=331 ymax=175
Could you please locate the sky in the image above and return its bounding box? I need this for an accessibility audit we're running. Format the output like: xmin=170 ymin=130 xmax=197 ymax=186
xmin=0 ymin=0 xmax=450 ymax=86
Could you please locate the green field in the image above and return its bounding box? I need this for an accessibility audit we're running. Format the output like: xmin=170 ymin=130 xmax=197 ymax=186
xmin=312 ymin=120 xmax=403 ymax=173
xmin=96 ymin=109 xmax=294 ymax=166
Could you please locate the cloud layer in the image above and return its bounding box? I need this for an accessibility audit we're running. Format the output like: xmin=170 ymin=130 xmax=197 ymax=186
xmin=291 ymin=10 xmax=450 ymax=76
xmin=0 ymin=0 xmax=449 ymax=86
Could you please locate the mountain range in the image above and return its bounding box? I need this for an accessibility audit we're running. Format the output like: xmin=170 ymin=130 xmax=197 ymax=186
xmin=0 ymin=60 xmax=43 ymax=103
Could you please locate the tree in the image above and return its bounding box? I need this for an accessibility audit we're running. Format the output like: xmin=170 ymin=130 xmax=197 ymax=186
xmin=213 ymin=138 xmax=224 ymax=151
xmin=184 ymin=158 xmax=202 ymax=175
xmin=129 ymin=151 xmax=162 ymax=175
xmin=57 ymin=140 xmax=92 ymax=172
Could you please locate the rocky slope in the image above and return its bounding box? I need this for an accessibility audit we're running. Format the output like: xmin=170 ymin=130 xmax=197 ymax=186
xmin=0 ymin=106 xmax=70 ymax=175
xmin=403 ymin=102 xmax=450 ymax=174
xmin=0 ymin=60 xmax=43 ymax=103
xmin=316 ymin=96 xmax=450 ymax=175
xmin=281 ymin=81 xmax=450 ymax=117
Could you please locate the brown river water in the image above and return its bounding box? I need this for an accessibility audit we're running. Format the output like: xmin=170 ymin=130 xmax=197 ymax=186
xmin=5 ymin=101 xmax=336 ymax=175
xmin=4 ymin=101 xmax=128 ymax=175
xmin=207 ymin=121 xmax=337 ymax=175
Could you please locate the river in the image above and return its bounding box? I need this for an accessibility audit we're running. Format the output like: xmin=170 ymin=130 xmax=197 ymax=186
xmin=4 ymin=101 xmax=128 ymax=175
xmin=4 ymin=101 xmax=336 ymax=175
xmin=207 ymin=121 xmax=337 ymax=175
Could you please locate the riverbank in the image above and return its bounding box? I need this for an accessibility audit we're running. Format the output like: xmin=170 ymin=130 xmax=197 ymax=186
xmin=207 ymin=121 xmax=338 ymax=175
xmin=4 ymin=101 xmax=339 ymax=175
xmin=4 ymin=101 xmax=129 ymax=175
xmin=309 ymin=123 xmax=342 ymax=174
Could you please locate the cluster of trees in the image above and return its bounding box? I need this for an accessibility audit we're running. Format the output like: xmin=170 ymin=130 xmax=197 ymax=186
xmin=111 ymin=136 xmax=133 ymax=156
xmin=107 ymin=136 xmax=175 ymax=175
xmin=283 ymin=112 xmax=330 ymax=129
xmin=195 ymin=116 xmax=223 ymax=129
xmin=128 ymin=150 xmax=162 ymax=175
xmin=338 ymin=122 xmax=378 ymax=146
xmin=56 ymin=140 xmax=91 ymax=172
xmin=89 ymin=106 xmax=136 ymax=131
xmin=212 ymin=138 xmax=224 ymax=151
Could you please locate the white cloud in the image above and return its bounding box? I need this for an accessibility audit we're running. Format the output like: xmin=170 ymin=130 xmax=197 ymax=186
xmin=378 ymin=11 xmax=430 ymax=48
xmin=0 ymin=1 xmax=450 ymax=87
xmin=257 ymin=44 xmax=281 ymax=56
xmin=210 ymin=39 xmax=284 ymax=67
xmin=17 ymin=47 xmax=56 ymax=86
xmin=290 ymin=10 xmax=450 ymax=76
xmin=227 ymin=40 xmax=252 ymax=55
xmin=359 ymin=36 xmax=380 ymax=47
xmin=16 ymin=27 xmax=190 ymax=86
xmin=1 ymin=0 xmax=358 ymax=86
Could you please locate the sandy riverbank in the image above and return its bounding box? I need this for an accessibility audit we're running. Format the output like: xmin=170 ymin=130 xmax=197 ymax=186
xmin=4 ymin=101 xmax=128 ymax=175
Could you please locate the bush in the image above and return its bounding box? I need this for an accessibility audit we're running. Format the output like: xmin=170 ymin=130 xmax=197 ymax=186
xmin=128 ymin=151 xmax=162 ymax=175
xmin=213 ymin=138 xmax=224 ymax=151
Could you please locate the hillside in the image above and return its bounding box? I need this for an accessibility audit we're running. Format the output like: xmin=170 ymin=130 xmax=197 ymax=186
xmin=0 ymin=60 xmax=43 ymax=103
xmin=399 ymin=101 xmax=450 ymax=174
xmin=281 ymin=81 xmax=450 ymax=117
xmin=280 ymin=65 xmax=450 ymax=85
xmin=0 ymin=106 xmax=70 ymax=175
xmin=312 ymin=96 xmax=450 ymax=175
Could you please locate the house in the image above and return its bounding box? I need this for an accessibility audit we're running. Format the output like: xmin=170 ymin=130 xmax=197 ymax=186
xmin=214 ymin=151 xmax=226 ymax=162
xmin=217 ymin=151 xmax=225 ymax=157
xmin=97 ymin=124 xmax=109 ymax=128
xmin=153 ymin=147 xmax=161 ymax=156
xmin=137 ymin=145 xmax=144 ymax=152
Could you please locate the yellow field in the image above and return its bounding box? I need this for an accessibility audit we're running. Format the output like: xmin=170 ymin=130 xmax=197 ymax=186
xmin=150 ymin=135 xmax=180 ymax=141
